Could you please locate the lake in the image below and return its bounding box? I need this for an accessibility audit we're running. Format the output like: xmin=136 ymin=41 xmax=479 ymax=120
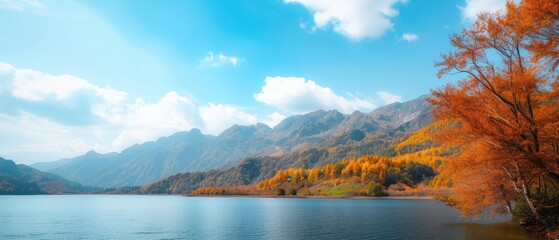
xmin=0 ymin=195 xmax=536 ymax=239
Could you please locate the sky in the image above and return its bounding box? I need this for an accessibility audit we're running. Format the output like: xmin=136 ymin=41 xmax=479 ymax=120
xmin=0 ymin=0 xmax=510 ymax=164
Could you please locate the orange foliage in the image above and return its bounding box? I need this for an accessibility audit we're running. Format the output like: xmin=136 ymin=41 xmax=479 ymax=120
xmin=432 ymin=0 xmax=559 ymax=220
xmin=521 ymin=0 xmax=559 ymax=72
xmin=257 ymin=155 xmax=430 ymax=191
xmin=191 ymin=186 xmax=261 ymax=196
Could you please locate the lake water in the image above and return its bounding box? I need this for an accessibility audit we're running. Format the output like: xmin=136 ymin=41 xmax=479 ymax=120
xmin=0 ymin=195 xmax=536 ymax=240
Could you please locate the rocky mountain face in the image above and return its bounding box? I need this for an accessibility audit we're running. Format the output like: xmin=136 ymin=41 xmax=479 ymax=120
xmin=0 ymin=157 xmax=90 ymax=194
xmin=369 ymin=95 xmax=432 ymax=130
xmin=36 ymin=129 xmax=215 ymax=188
xmin=33 ymin=95 xmax=433 ymax=188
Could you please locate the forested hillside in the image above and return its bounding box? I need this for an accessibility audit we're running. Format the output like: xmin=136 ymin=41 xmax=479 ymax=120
xmin=0 ymin=157 xmax=92 ymax=194
xmin=35 ymin=96 xmax=433 ymax=188
xmin=137 ymin=121 xmax=453 ymax=195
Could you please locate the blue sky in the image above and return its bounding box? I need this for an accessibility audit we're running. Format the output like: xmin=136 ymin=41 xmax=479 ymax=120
xmin=0 ymin=0 xmax=509 ymax=164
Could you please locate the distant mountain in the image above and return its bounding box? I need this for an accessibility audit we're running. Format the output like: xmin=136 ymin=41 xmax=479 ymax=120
xmin=33 ymin=95 xmax=433 ymax=188
xmin=138 ymin=121 xmax=446 ymax=195
xmin=0 ymin=157 xmax=90 ymax=194
xmin=370 ymin=95 xmax=432 ymax=130
xmin=29 ymin=157 xmax=74 ymax=172
xmin=34 ymin=129 xmax=215 ymax=188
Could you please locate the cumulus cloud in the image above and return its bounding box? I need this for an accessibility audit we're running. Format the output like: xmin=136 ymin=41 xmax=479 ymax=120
xmin=0 ymin=111 xmax=106 ymax=164
xmin=254 ymin=76 xmax=376 ymax=114
xmin=377 ymin=91 xmax=402 ymax=105
xmin=460 ymin=0 xmax=507 ymax=21
xmin=199 ymin=103 xmax=258 ymax=135
xmin=0 ymin=63 xmax=282 ymax=163
xmin=199 ymin=52 xmax=244 ymax=68
xmin=401 ymin=33 xmax=419 ymax=42
xmin=262 ymin=112 xmax=287 ymax=128
xmin=2 ymin=63 xmax=126 ymax=104
xmin=100 ymin=92 xmax=201 ymax=149
xmin=0 ymin=63 xmax=400 ymax=164
xmin=0 ymin=63 xmax=204 ymax=156
xmin=284 ymin=0 xmax=407 ymax=40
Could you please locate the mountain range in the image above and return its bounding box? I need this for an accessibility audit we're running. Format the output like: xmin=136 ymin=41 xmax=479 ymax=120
xmin=0 ymin=157 xmax=92 ymax=194
xmin=32 ymin=95 xmax=433 ymax=188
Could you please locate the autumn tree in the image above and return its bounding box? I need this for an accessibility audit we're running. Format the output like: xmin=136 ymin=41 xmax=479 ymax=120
xmin=431 ymin=0 xmax=559 ymax=229
xmin=522 ymin=0 xmax=559 ymax=73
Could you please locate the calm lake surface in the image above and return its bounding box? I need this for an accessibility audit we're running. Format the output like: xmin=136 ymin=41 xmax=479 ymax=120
xmin=0 ymin=195 xmax=536 ymax=240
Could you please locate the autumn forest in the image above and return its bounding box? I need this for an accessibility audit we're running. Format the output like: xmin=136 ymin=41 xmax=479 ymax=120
xmin=184 ymin=0 xmax=559 ymax=234
xmin=0 ymin=0 xmax=558 ymax=238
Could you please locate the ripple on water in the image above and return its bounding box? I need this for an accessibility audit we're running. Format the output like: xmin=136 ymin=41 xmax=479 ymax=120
xmin=0 ymin=195 xmax=538 ymax=240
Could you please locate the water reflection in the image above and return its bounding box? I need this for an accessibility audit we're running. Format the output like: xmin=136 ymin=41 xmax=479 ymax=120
xmin=0 ymin=195 xmax=538 ymax=240
xmin=452 ymin=222 xmax=541 ymax=240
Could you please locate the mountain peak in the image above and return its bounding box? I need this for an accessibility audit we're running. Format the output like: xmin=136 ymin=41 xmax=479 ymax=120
xmin=256 ymin=123 xmax=271 ymax=130
xmin=189 ymin=128 xmax=203 ymax=135
xmin=36 ymin=95 xmax=433 ymax=188
xmin=85 ymin=150 xmax=99 ymax=156
xmin=369 ymin=96 xmax=432 ymax=130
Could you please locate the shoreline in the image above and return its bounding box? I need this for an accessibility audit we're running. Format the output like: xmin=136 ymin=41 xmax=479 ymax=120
xmin=6 ymin=193 xmax=434 ymax=200
xmin=183 ymin=194 xmax=434 ymax=200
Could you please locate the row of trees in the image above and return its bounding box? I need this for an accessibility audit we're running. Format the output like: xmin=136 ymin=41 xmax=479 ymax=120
xmin=190 ymin=186 xmax=261 ymax=196
xmin=431 ymin=0 xmax=559 ymax=229
xmin=257 ymin=155 xmax=436 ymax=196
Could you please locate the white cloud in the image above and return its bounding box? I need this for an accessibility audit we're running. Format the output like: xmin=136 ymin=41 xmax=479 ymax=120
xmin=0 ymin=63 xmax=285 ymax=163
xmin=4 ymin=64 xmax=127 ymax=104
xmin=284 ymin=0 xmax=407 ymax=40
xmin=0 ymin=62 xmax=14 ymax=73
xmin=0 ymin=63 xmax=202 ymax=155
xmin=0 ymin=111 xmax=104 ymax=164
xmin=401 ymin=33 xmax=419 ymax=42
xmin=254 ymin=76 xmax=376 ymax=114
xmin=100 ymin=91 xmax=200 ymax=149
xmin=199 ymin=52 xmax=244 ymax=68
xmin=0 ymin=0 xmax=44 ymax=12
xmin=0 ymin=63 xmax=407 ymax=165
xmin=459 ymin=0 xmax=507 ymax=21
xmin=377 ymin=91 xmax=402 ymax=104
xmin=0 ymin=63 xmax=15 ymax=94
xmin=262 ymin=112 xmax=287 ymax=128
xmin=199 ymin=103 xmax=258 ymax=135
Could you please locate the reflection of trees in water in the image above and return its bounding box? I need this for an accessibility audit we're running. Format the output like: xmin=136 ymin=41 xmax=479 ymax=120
xmin=455 ymin=223 xmax=534 ymax=240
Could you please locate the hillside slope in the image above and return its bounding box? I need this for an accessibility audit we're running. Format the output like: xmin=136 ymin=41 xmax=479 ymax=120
xmin=137 ymin=121 xmax=451 ymax=195
xmin=0 ymin=157 xmax=91 ymax=194
xmin=35 ymin=96 xmax=433 ymax=188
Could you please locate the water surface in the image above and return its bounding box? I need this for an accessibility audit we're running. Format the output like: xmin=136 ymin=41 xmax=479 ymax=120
xmin=0 ymin=195 xmax=535 ymax=239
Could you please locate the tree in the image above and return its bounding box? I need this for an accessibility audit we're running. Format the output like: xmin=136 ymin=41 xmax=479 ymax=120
xmin=431 ymin=0 xmax=559 ymax=228
xmin=382 ymin=167 xmax=400 ymax=187
xmin=521 ymin=0 xmax=559 ymax=72
xmin=275 ymin=188 xmax=286 ymax=196
xmin=289 ymin=189 xmax=297 ymax=195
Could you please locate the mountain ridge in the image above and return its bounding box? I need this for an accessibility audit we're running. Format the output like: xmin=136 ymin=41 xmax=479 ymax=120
xmin=33 ymin=95 xmax=433 ymax=188
xmin=0 ymin=157 xmax=92 ymax=194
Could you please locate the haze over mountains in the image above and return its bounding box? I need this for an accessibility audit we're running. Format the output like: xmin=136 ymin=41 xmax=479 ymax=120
xmin=0 ymin=157 xmax=91 ymax=194
xmin=32 ymin=95 xmax=432 ymax=188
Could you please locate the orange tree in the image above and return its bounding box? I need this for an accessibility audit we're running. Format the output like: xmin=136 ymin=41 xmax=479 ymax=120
xmin=431 ymin=0 xmax=559 ymax=229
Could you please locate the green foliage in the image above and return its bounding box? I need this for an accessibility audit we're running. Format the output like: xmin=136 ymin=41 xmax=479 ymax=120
xmin=383 ymin=167 xmax=400 ymax=187
xmin=402 ymin=162 xmax=436 ymax=185
xmin=275 ymin=188 xmax=286 ymax=196
xmin=289 ymin=189 xmax=297 ymax=195
xmin=513 ymin=191 xmax=559 ymax=229
xmin=0 ymin=175 xmax=43 ymax=195
xmin=141 ymin=123 xmax=443 ymax=196
xmin=367 ymin=183 xmax=386 ymax=197
xmin=349 ymin=130 xmax=365 ymax=141
xmin=320 ymin=183 xmax=365 ymax=196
